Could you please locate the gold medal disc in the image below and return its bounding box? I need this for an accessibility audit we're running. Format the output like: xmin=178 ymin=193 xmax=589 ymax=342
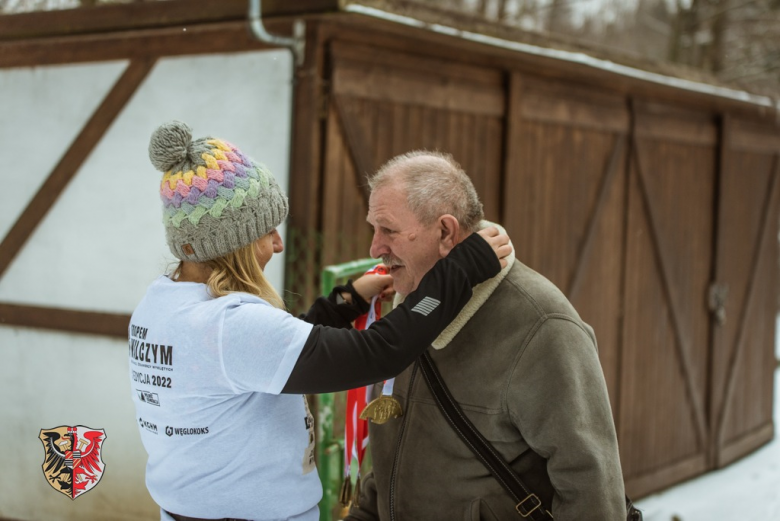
xmin=360 ymin=395 xmax=404 ymax=424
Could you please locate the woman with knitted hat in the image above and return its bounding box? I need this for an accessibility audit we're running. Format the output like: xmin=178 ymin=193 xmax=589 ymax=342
xmin=130 ymin=121 xmax=510 ymax=521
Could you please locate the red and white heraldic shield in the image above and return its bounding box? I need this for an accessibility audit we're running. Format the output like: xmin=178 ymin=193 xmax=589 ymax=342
xmin=39 ymin=426 xmax=107 ymax=499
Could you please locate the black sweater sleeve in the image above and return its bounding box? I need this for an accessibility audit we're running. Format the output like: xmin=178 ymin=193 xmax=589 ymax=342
xmin=298 ymin=281 xmax=371 ymax=328
xmin=281 ymin=232 xmax=501 ymax=394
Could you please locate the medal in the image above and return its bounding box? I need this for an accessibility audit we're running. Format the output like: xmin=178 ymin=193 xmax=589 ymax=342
xmin=360 ymin=375 xmax=403 ymax=424
xmin=360 ymin=394 xmax=403 ymax=424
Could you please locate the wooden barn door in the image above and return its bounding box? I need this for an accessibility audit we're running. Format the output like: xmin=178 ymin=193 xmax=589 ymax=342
xmin=503 ymin=74 xmax=629 ymax=415
xmin=709 ymin=118 xmax=779 ymax=468
xmin=320 ymin=42 xmax=505 ymax=266
xmin=620 ymin=101 xmax=718 ymax=496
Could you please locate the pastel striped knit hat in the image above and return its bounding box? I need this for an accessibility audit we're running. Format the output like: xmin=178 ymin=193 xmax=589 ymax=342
xmin=149 ymin=121 xmax=288 ymax=262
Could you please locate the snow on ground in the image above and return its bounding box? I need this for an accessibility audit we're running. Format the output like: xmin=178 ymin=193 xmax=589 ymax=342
xmin=634 ymin=317 xmax=780 ymax=520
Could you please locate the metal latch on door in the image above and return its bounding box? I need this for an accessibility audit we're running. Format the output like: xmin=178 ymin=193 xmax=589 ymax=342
xmin=708 ymin=282 xmax=729 ymax=325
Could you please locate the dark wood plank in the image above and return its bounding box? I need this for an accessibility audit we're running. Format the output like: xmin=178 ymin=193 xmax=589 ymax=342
xmin=634 ymin=107 xmax=718 ymax=146
xmin=320 ymin=104 xmax=340 ymax=265
xmin=0 ymin=303 xmax=129 ymax=339
xmin=468 ymin=113 xmax=488 ymax=203
xmin=619 ymin=164 xmax=648 ymax=478
xmin=708 ymin=113 xmax=734 ymax=466
xmin=625 ymin=453 xmax=708 ymax=498
xmin=633 ymin=134 xmax=709 ymax=449
xmin=505 ymin=73 xmax=625 ymax=419
xmin=375 ymin=100 xmax=394 ymax=168
xmin=333 ymin=95 xmax=375 ymax=205
xmin=711 ymin=147 xmax=778 ymax=456
xmin=614 ymin=124 xmax=632 ymax=442
xmin=319 ymin=18 xmax=771 ymax=117
xmin=329 ymin=40 xmax=503 ymax=87
xmin=502 ymin=72 xmax=525 ymax=230
xmin=714 ymin=153 xmax=780 ymax=463
xmin=483 ymin=116 xmax=503 ymax=223
xmin=0 ymin=0 xmax=339 ymax=41
xmin=568 ymin=135 xmax=626 ymax=301
xmin=285 ymin=22 xmax=330 ymax=313
xmin=520 ymin=77 xmax=629 ymax=133
xmin=717 ymin=422 xmax=774 ymax=468
xmin=330 ymin=41 xmax=504 ymax=116
xmin=390 ymin=103 xmax=408 ymax=157
xmin=0 ymin=58 xmax=156 ymax=279
xmin=332 ymin=63 xmax=504 ymax=116
xmin=728 ymin=118 xmax=780 ymax=153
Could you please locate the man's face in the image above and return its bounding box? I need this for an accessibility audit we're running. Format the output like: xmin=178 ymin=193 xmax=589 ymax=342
xmin=367 ymin=180 xmax=442 ymax=296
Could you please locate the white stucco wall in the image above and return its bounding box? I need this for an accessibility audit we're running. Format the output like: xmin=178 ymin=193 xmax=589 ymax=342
xmin=0 ymin=60 xmax=128 ymax=242
xmin=0 ymin=328 xmax=155 ymax=520
xmin=0 ymin=49 xmax=292 ymax=310
xmin=0 ymin=49 xmax=293 ymax=521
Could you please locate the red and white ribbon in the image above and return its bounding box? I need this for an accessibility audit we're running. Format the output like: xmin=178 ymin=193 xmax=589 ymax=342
xmin=344 ymin=265 xmax=386 ymax=484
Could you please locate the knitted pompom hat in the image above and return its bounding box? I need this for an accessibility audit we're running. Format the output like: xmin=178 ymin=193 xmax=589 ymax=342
xmin=149 ymin=121 xmax=288 ymax=262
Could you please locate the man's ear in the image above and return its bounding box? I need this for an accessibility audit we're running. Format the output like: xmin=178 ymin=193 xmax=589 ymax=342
xmin=438 ymin=215 xmax=460 ymax=257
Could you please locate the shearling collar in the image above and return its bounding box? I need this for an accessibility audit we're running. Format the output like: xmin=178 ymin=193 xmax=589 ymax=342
xmin=393 ymin=221 xmax=515 ymax=350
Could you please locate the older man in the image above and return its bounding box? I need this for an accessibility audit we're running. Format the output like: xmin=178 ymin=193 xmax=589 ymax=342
xmin=346 ymin=151 xmax=627 ymax=520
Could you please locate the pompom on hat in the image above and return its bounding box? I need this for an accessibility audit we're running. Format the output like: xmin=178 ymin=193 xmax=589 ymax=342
xmin=149 ymin=121 xmax=288 ymax=262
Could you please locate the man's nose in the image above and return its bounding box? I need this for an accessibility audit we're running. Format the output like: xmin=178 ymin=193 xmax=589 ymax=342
xmin=369 ymin=234 xmax=388 ymax=259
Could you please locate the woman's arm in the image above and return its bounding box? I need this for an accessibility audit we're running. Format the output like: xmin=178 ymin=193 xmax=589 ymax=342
xmin=298 ymin=281 xmax=372 ymax=328
xmin=281 ymin=230 xmax=505 ymax=394
xmin=299 ymin=271 xmax=393 ymax=327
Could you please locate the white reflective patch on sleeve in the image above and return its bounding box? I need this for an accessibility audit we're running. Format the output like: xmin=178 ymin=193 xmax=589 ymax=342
xmin=411 ymin=297 xmax=441 ymax=316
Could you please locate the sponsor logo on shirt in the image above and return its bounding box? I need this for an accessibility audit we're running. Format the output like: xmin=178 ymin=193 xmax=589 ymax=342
xmin=137 ymin=389 xmax=160 ymax=406
xmin=164 ymin=426 xmax=210 ymax=437
xmin=39 ymin=425 xmax=107 ymax=500
xmin=138 ymin=417 xmax=158 ymax=435
xmin=128 ymin=324 xmax=174 ymax=370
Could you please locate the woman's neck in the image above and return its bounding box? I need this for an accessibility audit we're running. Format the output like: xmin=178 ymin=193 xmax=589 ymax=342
xmin=176 ymin=261 xmax=212 ymax=283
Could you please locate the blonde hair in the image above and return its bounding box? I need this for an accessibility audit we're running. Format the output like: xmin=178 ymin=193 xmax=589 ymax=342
xmin=172 ymin=240 xmax=285 ymax=309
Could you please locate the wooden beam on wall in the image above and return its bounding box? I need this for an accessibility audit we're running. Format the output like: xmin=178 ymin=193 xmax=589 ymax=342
xmin=0 ymin=58 xmax=156 ymax=279
xmin=519 ymin=77 xmax=630 ymax=133
xmin=0 ymin=21 xmax=279 ymax=68
xmin=567 ymin=135 xmax=626 ymax=302
xmin=0 ymin=303 xmax=129 ymax=339
xmin=330 ymin=41 xmax=505 ymax=117
xmin=0 ymin=0 xmax=339 ymax=41
xmin=728 ymin=118 xmax=780 ymax=153
xmin=633 ymin=100 xmax=718 ymax=147
xmin=319 ymin=18 xmax=776 ymax=120
xmin=283 ymin=22 xmax=331 ymax=313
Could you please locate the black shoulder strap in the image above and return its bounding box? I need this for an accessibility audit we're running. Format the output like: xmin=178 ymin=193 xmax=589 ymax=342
xmin=418 ymin=351 xmax=643 ymax=521
xmin=417 ymin=351 xmax=553 ymax=520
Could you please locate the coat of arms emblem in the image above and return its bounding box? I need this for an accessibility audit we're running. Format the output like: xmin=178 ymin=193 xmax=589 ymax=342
xmin=39 ymin=426 xmax=106 ymax=499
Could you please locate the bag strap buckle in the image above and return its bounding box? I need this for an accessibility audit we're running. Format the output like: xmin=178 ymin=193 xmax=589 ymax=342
xmin=516 ymin=493 xmax=542 ymax=517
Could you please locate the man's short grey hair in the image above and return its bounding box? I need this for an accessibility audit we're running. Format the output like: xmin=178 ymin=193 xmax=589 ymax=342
xmin=368 ymin=151 xmax=484 ymax=233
